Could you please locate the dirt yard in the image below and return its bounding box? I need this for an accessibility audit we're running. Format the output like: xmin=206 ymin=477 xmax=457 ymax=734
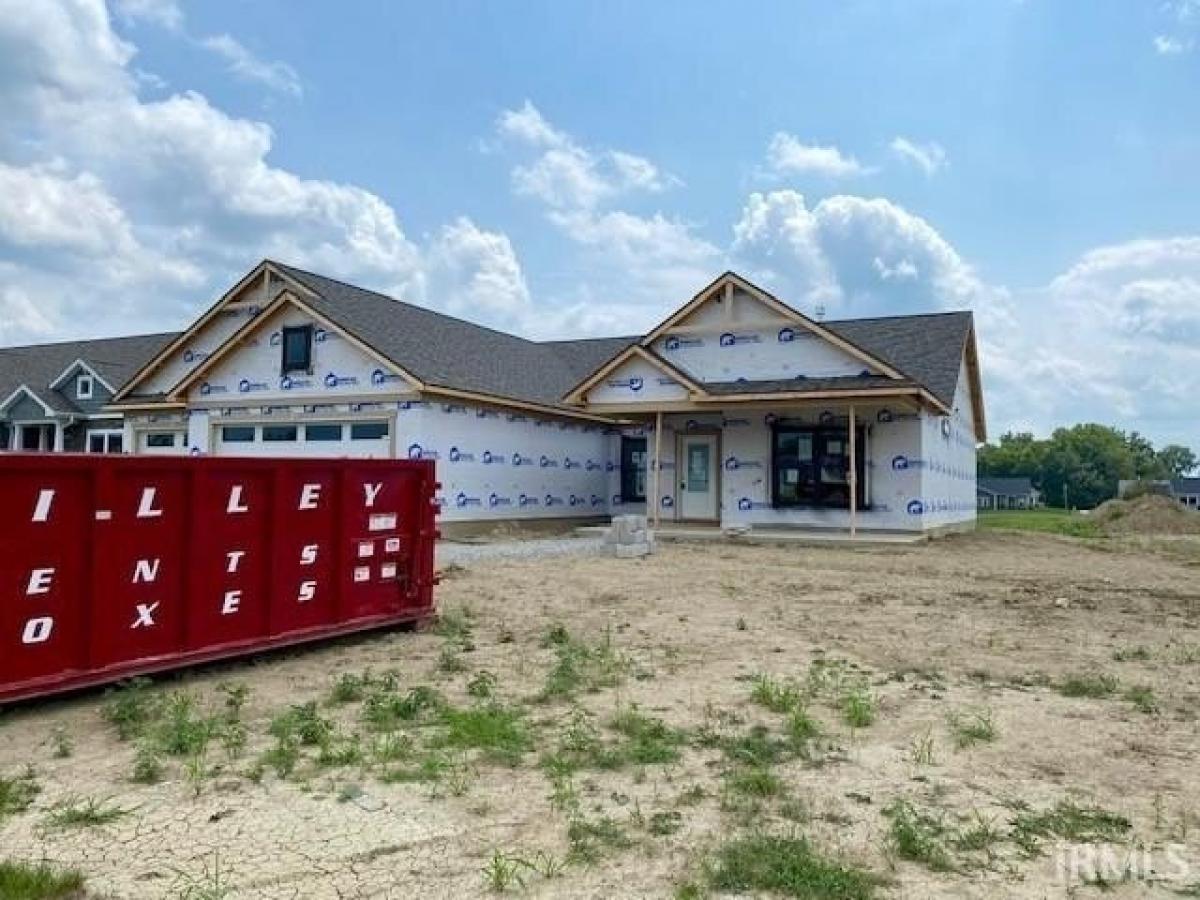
xmin=3 ymin=531 xmax=1200 ymax=899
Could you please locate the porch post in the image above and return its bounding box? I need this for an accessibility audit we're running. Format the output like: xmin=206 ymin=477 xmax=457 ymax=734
xmin=53 ymin=422 xmax=64 ymax=452
xmin=652 ymin=410 xmax=663 ymax=529
xmin=848 ymin=405 xmax=857 ymax=539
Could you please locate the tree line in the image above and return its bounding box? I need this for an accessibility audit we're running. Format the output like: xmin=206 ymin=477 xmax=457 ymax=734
xmin=978 ymin=424 xmax=1197 ymax=510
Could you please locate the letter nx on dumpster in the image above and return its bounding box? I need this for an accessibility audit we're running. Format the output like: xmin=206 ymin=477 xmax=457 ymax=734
xmin=0 ymin=455 xmax=438 ymax=703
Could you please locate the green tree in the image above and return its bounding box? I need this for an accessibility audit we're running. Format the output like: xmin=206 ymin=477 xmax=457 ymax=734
xmin=1157 ymin=444 xmax=1198 ymax=479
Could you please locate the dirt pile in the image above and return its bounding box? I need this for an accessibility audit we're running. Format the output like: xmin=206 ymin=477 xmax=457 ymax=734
xmin=1091 ymin=493 xmax=1200 ymax=535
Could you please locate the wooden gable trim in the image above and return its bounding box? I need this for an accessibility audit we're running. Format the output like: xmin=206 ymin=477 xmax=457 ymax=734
xmin=164 ymin=291 xmax=424 ymax=401
xmin=562 ymin=344 xmax=708 ymax=405
xmin=113 ymin=260 xmax=313 ymax=401
xmin=642 ymin=271 xmax=908 ymax=381
xmin=962 ymin=325 xmax=987 ymax=442
xmin=419 ymin=386 xmax=621 ymax=425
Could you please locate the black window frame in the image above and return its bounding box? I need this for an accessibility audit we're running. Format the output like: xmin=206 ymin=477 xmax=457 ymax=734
xmin=262 ymin=425 xmax=299 ymax=442
xmin=620 ymin=436 xmax=648 ymax=503
xmin=770 ymin=423 xmax=866 ymax=510
xmin=221 ymin=426 xmax=256 ymax=443
xmin=145 ymin=432 xmax=178 ymax=448
xmin=280 ymin=325 xmax=314 ymax=374
xmin=305 ymin=423 xmax=343 ymax=442
xmin=350 ymin=422 xmax=389 ymax=441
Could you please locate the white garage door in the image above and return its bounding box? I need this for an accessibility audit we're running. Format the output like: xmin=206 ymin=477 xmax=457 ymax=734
xmin=138 ymin=430 xmax=187 ymax=455
xmin=213 ymin=421 xmax=392 ymax=458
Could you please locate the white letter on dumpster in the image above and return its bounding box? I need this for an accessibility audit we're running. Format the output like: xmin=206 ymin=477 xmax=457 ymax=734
xmin=227 ymin=485 xmax=249 ymax=514
xmin=133 ymin=558 xmax=161 ymax=584
xmin=27 ymin=568 xmax=55 ymax=595
xmin=137 ymin=487 xmax=163 ymax=518
xmin=299 ymin=483 xmax=322 ymax=510
xmin=226 ymin=550 xmax=246 ymax=573
xmin=299 ymin=544 xmax=319 ymax=566
xmin=32 ymin=489 xmax=55 ymax=522
xmin=222 ymin=590 xmax=242 ymax=615
xmin=363 ymin=482 xmax=383 ymax=507
xmin=22 ymin=617 xmax=54 ymax=644
xmin=298 ymin=581 xmax=316 ymax=603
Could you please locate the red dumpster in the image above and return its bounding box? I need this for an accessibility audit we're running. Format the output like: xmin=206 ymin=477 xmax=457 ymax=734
xmin=0 ymin=454 xmax=438 ymax=703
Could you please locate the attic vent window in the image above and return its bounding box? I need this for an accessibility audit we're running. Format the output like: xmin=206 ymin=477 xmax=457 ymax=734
xmin=77 ymin=374 xmax=94 ymax=400
xmin=281 ymin=325 xmax=313 ymax=374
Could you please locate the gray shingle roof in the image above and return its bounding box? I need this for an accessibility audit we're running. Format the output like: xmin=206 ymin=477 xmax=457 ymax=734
xmin=823 ymin=311 xmax=973 ymax=407
xmin=0 ymin=332 xmax=178 ymax=417
xmin=978 ymin=476 xmax=1035 ymax=496
xmin=702 ymin=375 xmax=913 ymax=396
xmin=274 ymin=263 xmax=637 ymax=408
xmin=273 ymin=263 xmax=971 ymax=410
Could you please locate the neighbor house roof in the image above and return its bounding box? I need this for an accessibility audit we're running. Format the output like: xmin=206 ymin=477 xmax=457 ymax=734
xmin=1172 ymin=477 xmax=1200 ymax=496
xmin=0 ymin=332 xmax=178 ymax=418
xmin=272 ymin=263 xmax=638 ymax=408
xmin=978 ymin=476 xmax=1035 ymax=496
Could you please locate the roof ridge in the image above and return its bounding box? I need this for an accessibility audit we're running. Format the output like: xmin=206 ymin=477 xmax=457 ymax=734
xmin=824 ymin=309 xmax=972 ymax=325
xmin=272 ymin=260 xmax=547 ymax=348
xmin=0 ymin=330 xmax=179 ymax=353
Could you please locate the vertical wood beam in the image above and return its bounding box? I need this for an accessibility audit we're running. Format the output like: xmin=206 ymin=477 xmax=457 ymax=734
xmin=848 ymin=405 xmax=857 ymax=539
xmin=652 ymin=411 xmax=664 ymax=528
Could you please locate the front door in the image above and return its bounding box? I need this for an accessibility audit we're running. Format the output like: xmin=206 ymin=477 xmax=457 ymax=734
xmin=679 ymin=434 xmax=718 ymax=521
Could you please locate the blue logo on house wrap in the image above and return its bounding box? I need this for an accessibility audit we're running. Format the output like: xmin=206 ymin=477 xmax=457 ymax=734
xmin=539 ymin=455 xmax=559 ymax=468
xmin=564 ymin=457 xmax=581 ymax=470
xmin=269 ymin=331 xmax=282 ymax=346
xmin=725 ymin=456 xmax=764 ymax=471
xmin=661 ymin=496 xmax=674 ymax=509
xmin=778 ymin=327 xmax=796 ymax=343
xmin=314 ymin=327 xmax=331 ymax=343
xmin=407 ymin=443 xmax=439 ymax=460
xmin=455 ymin=492 xmax=482 ymax=508
xmin=606 ymin=460 xmax=617 ymax=472
xmin=719 ymin=332 xmax=762 ymax=347
xmin=183 ymin=348 xmax=209 ymax=363
xmin=585 ymin=459 xmax=602 ymax=471
xmin=238 ymin=379 xmax=268 ymax=393
xmin=371 ymin=369 xmax=404 ymax=386
xmin=441 ymin=403 xmax=468 ymax=414
xmin=448 ymin=447 xmax=475 ymax=463
xmin=518 ymin=494 xmax=540 ymax=507
xmin=664 ymin=336 xmax=704 ymax=351
xmin=512 ymin=452 xmax=533 ymax=467
xmin=545 ymin=494 xmax=565 ymax=507
xmin=907 ymin=499 xmax=925 ymax=516
xmin=877 ymin=409 xmax=894 ymax=423
xmin=279 ymin=375 xmax=313 ymax=391
xmin=397 ymin=400 xmax=429 ymax=410
xmin=199 ymin=382 xmax=228 ymax=396
xmin=569 ymin=495 xmax=584 ymax=507
xmin=488 ymin=493 xmax=512 ymax=508
xmin=893 ymin=455 xmax=927 ymax=471
xmin=591 ymin=495 xmax=605 ymax=507
xmin=324 ymin=372 xmax=358 ymax=388
xmin=739 ymin=497 xmax=772 ymax=510
xmin=481 ymin=451 xmax=505 ymax=465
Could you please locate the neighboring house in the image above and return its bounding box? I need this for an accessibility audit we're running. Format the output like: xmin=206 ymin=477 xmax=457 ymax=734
xmin=3 ymin=261 xmax=985 ymax=534
xmin=1118 ymin=478 xmax=1200 ymax=509
xmin=566 ymin=271 xmax=985 ymax=534
xmin=0 ymin=333 xmax=176 ymax=453
xmin=977 ymin=476 xmax=1038 ymax=510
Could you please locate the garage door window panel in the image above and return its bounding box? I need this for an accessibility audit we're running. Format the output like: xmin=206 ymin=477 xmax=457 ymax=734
xmin=306 ymin=424 xmax=343 ymax=442
xmin=263 ymin=426 xmax=299 ymax=442
xmin=351 ymin=423 xmax=388 ymax=440
xmin=222 ymin=426 xmax=256 ymax=443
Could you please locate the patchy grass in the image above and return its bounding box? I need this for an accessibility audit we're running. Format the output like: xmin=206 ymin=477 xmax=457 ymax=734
xmin=101 ymin=677 xmax=160 ymax=741
xmin=947 ymin=708 xmax=997 ymax=748
xmin=0 ymin=860 xmax=85 ymax=899
xmin=539 ymin=626 xmax=630 ymax=701
xmin=566 ymin=815 xmax=633 ymax=863
xmin=437 ymin=703 xmax=532 ymax=766
xmin=842 ymin=690 xmax=876 ymax=729
xmin=608 ymin=706 xmax=688 ymax=766
xmin=750 ymin=673 xmax=804 ymax=714
xmin=704 ymin=834 xmax=879 ymax=899
xmin=0 ymin=768 xmax=41 ymax=820
xmin=884 ymin=800 xmax=956 ymax=872
xmin=1009 ymin=800 xmax=1132 ymax=856
xmin=978 ymin=509 xmax=1099 ymax=538
xmin=44 ymin=795 xmax=129 ymax=830
xmin=1057 ymin=672 xmax=1119 ymax=699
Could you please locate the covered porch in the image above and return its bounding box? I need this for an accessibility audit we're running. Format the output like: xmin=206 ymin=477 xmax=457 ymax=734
xmin=611 ymin=394 xmax=948 ymax=537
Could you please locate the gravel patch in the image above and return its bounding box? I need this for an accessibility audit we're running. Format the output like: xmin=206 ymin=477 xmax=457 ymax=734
xmin=436 ymin=535 xmax=604 ymax=566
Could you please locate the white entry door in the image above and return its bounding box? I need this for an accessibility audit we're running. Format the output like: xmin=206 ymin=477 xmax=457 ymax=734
xmin=678 ymin=434 xmax=718 ymax=521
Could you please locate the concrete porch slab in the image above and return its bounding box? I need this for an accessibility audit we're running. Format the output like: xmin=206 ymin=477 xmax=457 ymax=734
xmin=575 ymin=523 xmax=926 ymax=547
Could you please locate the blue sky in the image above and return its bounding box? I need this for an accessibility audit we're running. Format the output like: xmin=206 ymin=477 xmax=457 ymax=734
xmin=1 ymin=0 xmax=1198 ymax=449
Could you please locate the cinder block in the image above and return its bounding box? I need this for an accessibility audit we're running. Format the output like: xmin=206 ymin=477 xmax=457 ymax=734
xmin=615 ymin=542 xmax=650 ymax=559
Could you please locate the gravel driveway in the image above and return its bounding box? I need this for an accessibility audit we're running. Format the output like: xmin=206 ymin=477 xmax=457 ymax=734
xmin=435 ymin=535 xmax=604 ymax=566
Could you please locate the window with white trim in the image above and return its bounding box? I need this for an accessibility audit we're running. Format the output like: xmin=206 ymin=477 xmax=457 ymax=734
xmin=87 ymin=431 xmax=123 ymax=453
xmin=77 ymin=374 xmax=94 ymax=400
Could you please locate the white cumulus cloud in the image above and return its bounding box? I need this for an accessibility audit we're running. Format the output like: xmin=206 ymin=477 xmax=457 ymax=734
xmin=766 ymin=132 xmax=870 ymax=178
xmin=889 ymin=136 xmax=948 ymax=176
